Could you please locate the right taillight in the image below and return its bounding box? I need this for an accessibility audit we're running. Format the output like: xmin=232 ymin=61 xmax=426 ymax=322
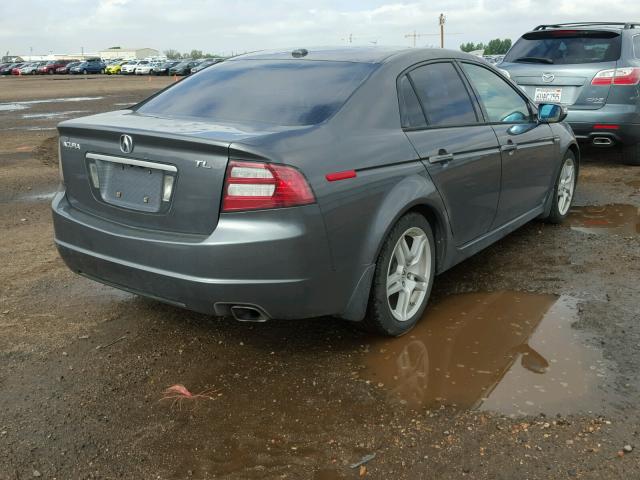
xmin=592 ymin=67 xmax=640 ymax=86
xmin=221 ymin=160 xmax=315 ymax=212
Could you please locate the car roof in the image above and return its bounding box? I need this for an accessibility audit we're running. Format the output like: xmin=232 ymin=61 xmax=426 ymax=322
xmin=231 ymin=46 xmax=475 ymax=64
xmin=531 ymin=22 xmax=640 ymax=33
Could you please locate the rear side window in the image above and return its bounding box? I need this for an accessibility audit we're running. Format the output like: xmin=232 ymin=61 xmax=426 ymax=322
xmin=461 ymin=63 xmax=531 ymax=123
xmin=137 ymin=60 xmax=376 ymax=126
xmin=408 ymin=62 xmax=478 ymax=127
xmin=398 ymin=75 xmax=426 ymax=128
xmin=635 ymin=35 xmax=640 ymax=59
xmin=504 ymin=30 xmax=622 ymax=65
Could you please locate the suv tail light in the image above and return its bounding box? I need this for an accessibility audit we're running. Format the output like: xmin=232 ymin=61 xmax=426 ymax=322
xmin=221 ymin=160 xmax=315 ymax=212
xmin=592 ymin=67 xmax=640 ymax=86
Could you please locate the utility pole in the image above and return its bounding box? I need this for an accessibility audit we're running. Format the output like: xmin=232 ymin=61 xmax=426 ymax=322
xmin=439 ymin=13 xmax=446 ymax=48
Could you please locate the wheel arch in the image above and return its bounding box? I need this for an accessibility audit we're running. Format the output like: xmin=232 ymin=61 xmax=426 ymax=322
xmin=362 ymin=174 xmax=451 ymax=276
xmin=339 ymin=173 xmax=452 ymax=322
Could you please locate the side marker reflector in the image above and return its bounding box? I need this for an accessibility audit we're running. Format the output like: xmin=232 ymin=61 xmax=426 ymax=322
xmin=326 ymin=170 xmax=357 ymax=182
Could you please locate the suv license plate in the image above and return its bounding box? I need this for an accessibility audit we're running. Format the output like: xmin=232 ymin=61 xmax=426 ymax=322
xmin=534 ymin=87 xmax=562 ymax=103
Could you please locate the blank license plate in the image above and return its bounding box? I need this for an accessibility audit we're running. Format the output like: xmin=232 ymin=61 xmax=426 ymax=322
xmin=534 ymin=87 xmax=562 ymax=103
xmin=95 ymin=160 xmax=163 ymax=212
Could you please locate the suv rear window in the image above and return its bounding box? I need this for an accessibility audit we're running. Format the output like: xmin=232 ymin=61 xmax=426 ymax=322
xmin=137 ymin=60 xmax=376 ymax=126
xmin=504 ymin=30 xmax=622 ymax=65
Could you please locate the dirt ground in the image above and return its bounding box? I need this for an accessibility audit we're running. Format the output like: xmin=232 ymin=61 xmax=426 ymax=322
xmin=1 ymin=75 xmax=639 ymax=479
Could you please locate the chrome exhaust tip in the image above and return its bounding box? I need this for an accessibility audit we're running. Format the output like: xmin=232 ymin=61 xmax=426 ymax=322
xmin=593 ymin=137 xmax=613 ymax=146
xmin=230 ymin=305 xmax=269 ymax=323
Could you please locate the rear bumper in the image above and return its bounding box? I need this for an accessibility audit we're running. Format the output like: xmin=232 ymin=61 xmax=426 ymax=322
xmin=566 ymin=105 xmax=640 ymax=146
xmin=52 ymin=192 xmax=352 ymax=319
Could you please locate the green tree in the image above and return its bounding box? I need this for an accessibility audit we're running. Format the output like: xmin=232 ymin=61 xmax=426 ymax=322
xmin=189 ymin=49 xmax=204 ymax=59
xmin=460 ymin=42 xmax=485 ymax=53
xmin=484 ymin=38 xmax=512 ymax=55
xmin=164 ymin=49 xmax=181 ymax=60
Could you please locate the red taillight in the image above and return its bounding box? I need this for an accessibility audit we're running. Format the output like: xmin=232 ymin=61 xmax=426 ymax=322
xmin=594 ymin=124 xmax=620 ymax=130
xmin=221 ymin=160 xmax=315 ymax=212
xmin=592 ymin=67 xmax=640 ymax=86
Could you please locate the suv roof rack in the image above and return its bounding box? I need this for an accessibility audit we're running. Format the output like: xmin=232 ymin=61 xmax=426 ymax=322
xmin=533 ymin=22 xmax=640 ymax=31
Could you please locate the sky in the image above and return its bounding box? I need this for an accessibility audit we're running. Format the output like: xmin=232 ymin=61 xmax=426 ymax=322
xmin=1 ymin=0 xmax=640 ymax=57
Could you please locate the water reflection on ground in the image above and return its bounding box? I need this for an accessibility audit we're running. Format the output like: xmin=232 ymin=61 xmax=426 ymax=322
xmin=364 ymin=292 xmax=614 ymax=416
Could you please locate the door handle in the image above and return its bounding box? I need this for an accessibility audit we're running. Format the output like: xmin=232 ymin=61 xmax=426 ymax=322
xmin=429 ymin=150 xmax=454 ymax=164
xmin=501 ymin=141 xmax=518 ymax=154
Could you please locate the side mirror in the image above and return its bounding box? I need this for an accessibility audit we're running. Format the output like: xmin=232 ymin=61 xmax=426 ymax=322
xmin=538 ymin=103 xmax=567 ymax=123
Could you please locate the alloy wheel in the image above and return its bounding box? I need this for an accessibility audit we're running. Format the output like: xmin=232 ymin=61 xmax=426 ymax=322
xmin=386 ymin=227 xmax=431 ymax=322
xmin=557 ymin=157 xmax=575 ymax=216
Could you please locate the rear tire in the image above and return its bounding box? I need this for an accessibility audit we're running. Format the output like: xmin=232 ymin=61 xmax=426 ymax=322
xmin=622 ymin=143 xmax=640 ymax=166
xmin=543 ymin=150 xmax=577 ymax=224
xmin=361 ymin=212 xmax=436 ymax=337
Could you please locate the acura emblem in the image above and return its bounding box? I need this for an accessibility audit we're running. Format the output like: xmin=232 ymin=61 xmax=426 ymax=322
xmin=120 ymin=134 xmax=134 ymax=154
xmin=542 ymin=73 xmax=555 ymax=83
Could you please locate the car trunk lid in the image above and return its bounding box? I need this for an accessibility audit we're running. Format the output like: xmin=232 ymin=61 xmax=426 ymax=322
xmin=58 ymin=110 xmax=289 ymax=235
xmin=507 ymin=62 xmax=617 ymax=109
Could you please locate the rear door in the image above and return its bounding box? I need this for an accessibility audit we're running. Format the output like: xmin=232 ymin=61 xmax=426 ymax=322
xmin=459 ymin=61 xmax=556 ymax=226
xmin=501 ymin=29 xmax=622 ymax=110
xmin=401 ymin=61 xmax=502 ymax=246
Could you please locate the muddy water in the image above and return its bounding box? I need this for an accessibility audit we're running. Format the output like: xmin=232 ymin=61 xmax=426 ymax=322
xmin=568 ymin=204 xmax=640 ymax=236
xmin=363 ymin=292 xmax=614 ymax=416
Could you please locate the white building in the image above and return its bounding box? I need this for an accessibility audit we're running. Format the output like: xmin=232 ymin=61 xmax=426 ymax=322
xmin=99 ymin=47 xmax=160 ymax=60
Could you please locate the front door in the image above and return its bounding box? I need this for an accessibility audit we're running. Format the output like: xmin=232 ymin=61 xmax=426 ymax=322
xmin=459 ymin=62 xmax=558 ymax=227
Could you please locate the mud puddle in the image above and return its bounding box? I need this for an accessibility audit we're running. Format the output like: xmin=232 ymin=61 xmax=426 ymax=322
xmin=568 ymin=204 xmax=639 ymax=236
xmin=363 ymin=291 xmax=616 ymax=416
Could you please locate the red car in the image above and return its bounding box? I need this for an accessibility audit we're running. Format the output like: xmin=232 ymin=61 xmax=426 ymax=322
xmin=38 ymin=60 xmax=73 ymax=74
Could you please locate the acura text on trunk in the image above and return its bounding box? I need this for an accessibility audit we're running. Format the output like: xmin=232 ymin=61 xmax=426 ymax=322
xmin=500 ymin=22 xmax=640 ymax=165
xmin=52 ymin=47 xmax=579 ymax=336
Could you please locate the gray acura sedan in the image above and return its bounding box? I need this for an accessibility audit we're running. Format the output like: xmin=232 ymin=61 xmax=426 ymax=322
xmin=52 ymin=47 xmax=579 ymax=336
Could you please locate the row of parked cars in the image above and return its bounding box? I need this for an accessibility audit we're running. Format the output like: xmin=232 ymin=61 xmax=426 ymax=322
xmin=0 ymin=59 xmax=107 ymax=75
xmin=0 ymin=57 xmax=224 ymax=77
xmin=106 ymin=58 xmax=223 ymax=76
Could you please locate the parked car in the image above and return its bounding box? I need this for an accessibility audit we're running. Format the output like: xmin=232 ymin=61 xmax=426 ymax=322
xmin=500 ymin=22 xmax=640 ymax=165
xmin=190 ymin=58 xmax=223 ymax=74
xmin=38 ymin=60 xmax=72 ymax=74
xmin=153 ymin=61 xmax=180 ymax=76
xmin=105 ymin=60 xmax=129 ymax=75
xmin=56 ymin=61 xmax=80 ymax=74
xmin=1 ymin=63 xmax=22 ymax=75
xmin=53 ymin=47 xmax=578 ymax=336
xmin=135 ymin=61 xmax=164 ymax=75
xmin=14 ymin=62 xmax=44 ymax=75
xmin=120 ymin=60 xmax=145 ymax=75
xmin=168 ymin=59 xmax=199 ymax=75
xmin=70 ymin=60 xmax=106 ymax=74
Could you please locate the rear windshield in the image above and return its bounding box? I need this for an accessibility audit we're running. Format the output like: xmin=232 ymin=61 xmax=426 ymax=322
xmin=504 ymin=30 xmax=621 ymax=65
xmin=137 ymin=60 xmax=376 ymax=126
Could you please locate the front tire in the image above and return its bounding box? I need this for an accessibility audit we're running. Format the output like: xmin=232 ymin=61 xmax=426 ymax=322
xmin=544 ymin=151 xmax=577 ymax=224
xmin=362 ymin=212 xmax=436 ymax=336
xmin=622 ymin=143 xmax=640 ymax=166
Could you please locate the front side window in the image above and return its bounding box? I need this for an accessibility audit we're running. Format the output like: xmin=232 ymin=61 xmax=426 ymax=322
xmin=461 ymin=63 xmax=531 ymax=123
xmin=408 ymin=62 xmax=478 ymax=127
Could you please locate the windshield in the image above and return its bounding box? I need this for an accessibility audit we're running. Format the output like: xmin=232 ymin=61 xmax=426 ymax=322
xmin=137 ymin=59 xmax=376 ymax=126
xmin=504 ymin=30 xmax=622 ymax=65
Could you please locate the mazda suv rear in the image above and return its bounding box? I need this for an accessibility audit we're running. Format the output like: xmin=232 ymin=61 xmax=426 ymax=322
xmin=500 ymin=22 xmax=640 ymax=164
